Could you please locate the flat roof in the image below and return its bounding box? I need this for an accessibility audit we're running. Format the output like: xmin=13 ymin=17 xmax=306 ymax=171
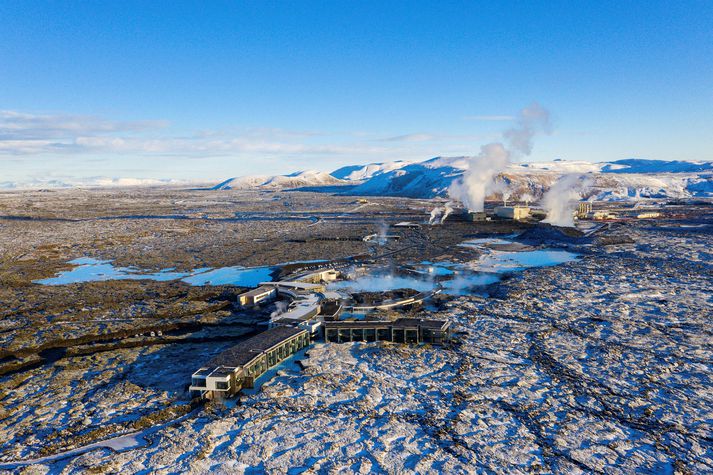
xmin=208 ymin=326 xmax=307 ymax=368
xmin=261 ymin=281 xmax=325 ymax=290
xmin=324 ymin=321 xmax=392 ymax=329
xmin=393 ymin=318 xmax=449 ymax=330
xmin=324 ymin=318 xmax=449 ymax=330
xmin=239 ymin=285 xmax=276 ymax=298
xmin=208 ymin=367 xmax=236 ymax=378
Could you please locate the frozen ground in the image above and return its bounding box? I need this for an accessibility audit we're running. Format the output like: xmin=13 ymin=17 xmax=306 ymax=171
xmin=1 ymin=218 xmax=708 ymax=474
xmin=0 ymin=188 xmax=710 ymax=474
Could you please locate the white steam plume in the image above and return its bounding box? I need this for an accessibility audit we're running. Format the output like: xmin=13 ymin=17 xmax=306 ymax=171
xmin=541 ymin=174 xmax=593 ymax=227
xmin=520 ymin=192 xmax=534 ymax=206
xmin=448 ymin=102 xmax=551 ymax=212
xmin=440 ymin=201 xmax=454 ymax=224
xmin=428 ymin=207 xmax=443 ymax=225
xmin=270 ymin=301 xmax=288 ymax=320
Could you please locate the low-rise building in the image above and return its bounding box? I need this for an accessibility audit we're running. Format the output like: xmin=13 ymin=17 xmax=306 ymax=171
xmin=237 ymin=285 xmax=278 ymax=306
xmin=494 ymin=206 xmax=530 ymax=220
xmin=324 ymin=318 xmax=451 ymax=345
xmin=467 ymin=211 xmax=488 ymax=221
xmin=592 ymin=211 xmax=618 ymax=220
xmin=260 ymin=281 xmax=327 ymax=296
xmin=190 ymin=327 xmax=310 ymax=400
xmin=297 ymin=269 xmax=340 ymax=284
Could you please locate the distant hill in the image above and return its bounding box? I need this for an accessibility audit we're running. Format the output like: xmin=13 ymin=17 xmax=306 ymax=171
xmin=4 ymin=157 xmax=711 ymax=201
xmin=321 ymin=157 xmax=712 ymax=201
xmin=204 ymin=170 xmax=347 ymax=191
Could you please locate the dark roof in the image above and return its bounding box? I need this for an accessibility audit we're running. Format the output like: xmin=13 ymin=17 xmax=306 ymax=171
xmin=324 ymin=318 xmax=449 ymax=330
xmin=208 ymin=327 xmax=306 ymax=368
xmin=323 ymin=321 xmax=393 ymax=329
xmin=393 ymin=318 xmax=449 ymax=329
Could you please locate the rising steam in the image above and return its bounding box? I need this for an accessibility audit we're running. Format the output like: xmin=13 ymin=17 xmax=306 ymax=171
xmin=428 ymin=201 xmax=454 ymax=225
xmin=449 ymin=102 xmax=551 ymax=211
xmin=541 ymin=174 xmax=593 ymax=227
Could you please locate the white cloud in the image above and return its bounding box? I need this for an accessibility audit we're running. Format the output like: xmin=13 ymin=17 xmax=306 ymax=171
xmin=0 ymin=109 xmax=446 ymax=159
xmin=0 ymin=110 xmax=167 ymax=140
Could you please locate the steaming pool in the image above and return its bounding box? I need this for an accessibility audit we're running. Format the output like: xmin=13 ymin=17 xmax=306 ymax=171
xmin=35 ymin=240 xmax=579 ymax=297
xmin=328 ymin=243 xmax=579 ymax=296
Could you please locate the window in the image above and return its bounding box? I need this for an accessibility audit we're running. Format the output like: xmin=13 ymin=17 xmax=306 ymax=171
xmin=365 ymin=328 xmax=376 ymax=342
xmin=405 ymin=329 xmax=418 ymax=344
xmin=377 ymin=328 xmax=391 ymax=341
xmin=338 ymin=329 xmax=351 ymax=343
xmin=326 ymin=329 xmax=338 ymax=342
xmin=216 ymin=381 xmax=229 ymax=390
xmin=191 ymin=377 xmax=206 ymax=388
xmin=393 ymin=329 xmax=405 ymax=343
xmin=351 ymin=328 xmax=364 ymax=341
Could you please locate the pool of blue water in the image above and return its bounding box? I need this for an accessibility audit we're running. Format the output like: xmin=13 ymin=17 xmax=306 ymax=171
xmin=35 ymin=258 xmax=279 ymax=287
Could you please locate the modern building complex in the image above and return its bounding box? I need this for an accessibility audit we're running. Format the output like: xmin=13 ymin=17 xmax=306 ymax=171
xmin=324 ymin=318 xmax=451 ymax=345
xmin=191 ymin=265 xmax=453 ymax=401
xmin=190 ymin=326 xmax=310 ymax=400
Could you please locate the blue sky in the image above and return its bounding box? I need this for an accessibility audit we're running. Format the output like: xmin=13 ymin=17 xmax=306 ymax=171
xmin=1 ymin=1 xmax=712 ymax=184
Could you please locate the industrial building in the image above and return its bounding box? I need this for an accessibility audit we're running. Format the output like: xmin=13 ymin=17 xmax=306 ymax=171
xmin=593 ymin=211 xmax=618 ymax=220
xmin=494 ymin=206 xmax=530 ymax=220
xmin=190 ymin=326 xmax=310 ymax=400
xmin=237 ymin=285 xmax=277 ymax=306
xmin=324 ymin=318 xmax=451 ymax=345
xmin=577 ymin=202 xmax=593 ymax=218
xmin=466 ymin=211 xmax=488 ymax=221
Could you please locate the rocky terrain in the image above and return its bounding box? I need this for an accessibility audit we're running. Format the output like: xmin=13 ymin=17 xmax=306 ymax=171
xmin=0 ymin=188 xmax=710 ymax=474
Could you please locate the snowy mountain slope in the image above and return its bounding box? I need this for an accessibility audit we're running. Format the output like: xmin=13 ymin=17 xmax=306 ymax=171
xmin=601 ymin=159 xmax=713 ymax=174
xmin=331 ymin=160 xmax=414 ymax=181
xmin=334 ymin=157 xmax=713 ymax=201
xmin=207 ymin=170 xmax=346 ymax=190
xmin=347 ymin=161 xmax=464 ymax=198
xmin=201 ymin=157 xmax=711 ymax=201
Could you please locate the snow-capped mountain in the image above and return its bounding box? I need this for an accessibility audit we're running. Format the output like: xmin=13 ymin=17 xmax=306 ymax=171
xmin=4 ymin=158 xmax=710 ymax=201
xmin=313 ymin=157 xmax=710 ymax=201
xmin=331 ymin=160 xmax=415 ymax=181
xmin=207 ymin=170 xmax=347 ymax=190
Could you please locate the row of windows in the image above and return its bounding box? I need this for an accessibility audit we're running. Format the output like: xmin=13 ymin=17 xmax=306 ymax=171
xmin=246 ymin=334 xmax=310 ymax=377
xmin=326 ymin=327 xmax=449 ymax=344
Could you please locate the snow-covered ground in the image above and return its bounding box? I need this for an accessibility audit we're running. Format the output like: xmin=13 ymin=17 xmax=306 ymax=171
xmin=5 ymin=219 xmax=709 ymax=474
